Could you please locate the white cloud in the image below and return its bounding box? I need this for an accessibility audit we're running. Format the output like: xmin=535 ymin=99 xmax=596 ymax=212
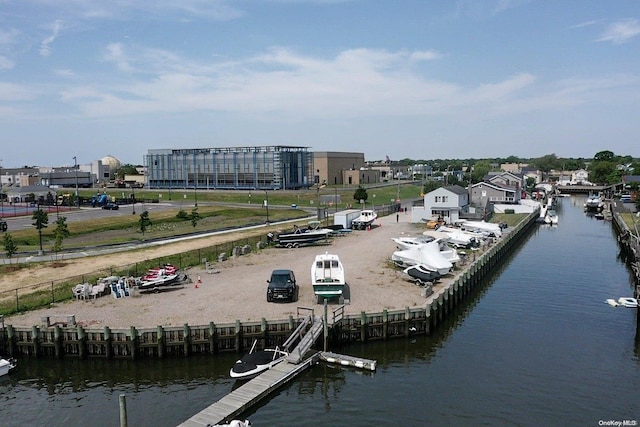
xmin=597 ymin=18 xmax=640 ymax=44
xmin=40 ymin=19 xmax=63 ymax=57
xmin=0 ymin=55 xmax=14 ymax=70
xmin=0 ymin=82 xmax=36 ymax=101
xmin=54 ymin=68 xmax=76 ymax=78
xmin=103 ymin=43 xmax=134 ymax=72
xmin=61 ymin=46 xmax=614 ymax=122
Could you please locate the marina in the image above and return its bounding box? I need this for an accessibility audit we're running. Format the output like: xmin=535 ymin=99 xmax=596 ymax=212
xmin=0 ymin=196 xmax=639 ymax=425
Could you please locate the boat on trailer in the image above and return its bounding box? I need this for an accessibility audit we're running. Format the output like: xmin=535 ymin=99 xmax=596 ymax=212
xmin=311 ymin=252 xmax=347 ymax=303
xmin=402 ymin=264 xmax=441 ymax=286
xmin=352 ymin=209 xmax=377 ymax=230
xmin=268 ymin=223 xmax=332 ymax=248
xmin=229 ymin=340 xmax=288 ymax=380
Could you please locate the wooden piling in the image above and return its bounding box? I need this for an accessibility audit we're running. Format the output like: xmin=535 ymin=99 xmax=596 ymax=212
xmin=54 ymin=325 xmax=63 ymax=359
xmin=157 ymin=326 xmax=165 ymax=358
xmin=183 ymin=324 xmax=191 ymax=357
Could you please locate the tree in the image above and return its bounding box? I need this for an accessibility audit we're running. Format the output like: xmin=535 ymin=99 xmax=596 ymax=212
xmin=138 ymin=211 xmax=152 ymax=235
xmin=32 ymin=207 xmax=49 ymax=253
xmin=353 ymin=186 xmax=368 ymax=204
xmin=593 ymin=150 xmax=615 ymax=162
xmin=52 ymin=216 xmax=70 ymax=258
xmin=589 ymin=161 xmax=618 ymax=185
xmin=190 ymin=207 xmax=201 ymax=228
xmin=3 ymin=233 xmax=18 ymax=263
xmin=114 ymin=164 xmax=141 ymax=180
xmin=530 ymin=154 xmax=561 ymax=175
xmin=471 ymin=161 xmax=491 ymax=183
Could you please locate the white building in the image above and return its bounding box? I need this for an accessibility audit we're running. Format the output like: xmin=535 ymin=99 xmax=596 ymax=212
xmin=411 ymin=185 xmax=469 ymax=224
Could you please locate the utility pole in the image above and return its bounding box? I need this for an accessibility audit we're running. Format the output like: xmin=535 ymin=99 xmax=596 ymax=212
xmin=73 ymin=156 xmax=79 ymax=208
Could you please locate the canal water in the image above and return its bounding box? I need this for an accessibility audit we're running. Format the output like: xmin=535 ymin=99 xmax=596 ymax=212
xmin=1 ymin=196 xmax=639 ymax=427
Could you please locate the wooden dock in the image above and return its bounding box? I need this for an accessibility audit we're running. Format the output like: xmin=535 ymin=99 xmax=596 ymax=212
xmin=178 ymin=354 xmax=320 ymax=427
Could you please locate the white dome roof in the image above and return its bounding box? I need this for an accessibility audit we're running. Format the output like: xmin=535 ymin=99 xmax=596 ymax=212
xmin=101 ymin=155 xmax=122 ymax=169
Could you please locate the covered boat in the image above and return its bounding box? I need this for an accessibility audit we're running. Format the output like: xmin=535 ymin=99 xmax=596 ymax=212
xmin=391 ymin=240 xmax=454 ymax=275
xmin=311 ymin=252 xmax=347 ymax=303
xmin=229 ymin=341 xmax=288 ymax=380
xmin=402 ymin=264 xmax=441 ymax=286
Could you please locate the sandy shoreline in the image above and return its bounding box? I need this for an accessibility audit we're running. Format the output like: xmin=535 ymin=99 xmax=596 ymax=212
xmin=5 ymin=210 xmax=435 ymax=329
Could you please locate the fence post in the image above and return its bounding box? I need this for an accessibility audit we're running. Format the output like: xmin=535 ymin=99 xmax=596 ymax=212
xmin=51 ymin=281 xmax=55 ymax=304
xmin=15 ymin=289 xmax=18 ymax=312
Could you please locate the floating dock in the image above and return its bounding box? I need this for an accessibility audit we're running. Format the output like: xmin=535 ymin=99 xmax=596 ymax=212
xmin=178 ymin=355 xmax=319 ymax=427
xmin=319 ymin=351 xmax=377 ymax=371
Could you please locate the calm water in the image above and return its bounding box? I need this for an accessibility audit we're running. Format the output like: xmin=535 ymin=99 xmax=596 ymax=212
xmin=2 ymin=196 xmax=639 ymax=427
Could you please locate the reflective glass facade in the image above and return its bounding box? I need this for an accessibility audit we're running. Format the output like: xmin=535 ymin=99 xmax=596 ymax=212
xmin=145 ymin=146 xmax=313 ymax=190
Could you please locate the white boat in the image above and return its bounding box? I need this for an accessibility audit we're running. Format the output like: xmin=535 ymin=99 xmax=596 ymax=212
xmin=137 ymin=272 xmax=180 ymax=292
xmin=458 ymin=220 xmax=502 ymax=238
xmin=212 ymin=421 xmax=251 ymax=427
xmin=311 ymin=252 xmax=347 ymax=302
xmin=605 ymin=299 xmax=619 ymax=307
xmin=352 ymin=209 xmax=377 ymax=230
xmin=0 ymin=357 xmax=16 ymax=377
xmin=391 ymin=240 xmax=453 ymax=275
xmin=617 ymin=297 xmax=639 ymax=308
xmin=544 ymin=209 xmax=559 ymax=225
xmin=584 ymin=194 xmax=604 ymax=212
xmin=391 ymin=235 xmax=434 ymax=250
xmin=423 ymin=228 xmax=479 ymax=249
xmin=229 ymin=340 xmax=288 ymax=380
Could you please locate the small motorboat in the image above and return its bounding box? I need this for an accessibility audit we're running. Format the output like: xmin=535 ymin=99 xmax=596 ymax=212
xmin=605 ymin=299 xmax=619 ymax=307
xmin=212 ymin=421 xmax=251 ymax=427
xmin=230 ymin=341 xmax=288 ymax=380
xmin=402 ymin=264 xmax=441 ymax=286
xmin=617 ymin=297 xmax=639 ymax=308
xmin=0 ymin=357 xmax=16 ymax=377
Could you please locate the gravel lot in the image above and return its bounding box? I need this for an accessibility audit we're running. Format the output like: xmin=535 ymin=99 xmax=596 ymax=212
xmin=5 ymin=210 xmax=437 ymax=328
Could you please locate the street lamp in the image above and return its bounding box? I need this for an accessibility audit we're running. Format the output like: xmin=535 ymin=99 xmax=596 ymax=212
xmin=131 ymin=184 xmax=136 ymax=215
xmin=73 ymin=156 xmax=79 ymax=208
xmin=194 ymin=168 xmax=198 ymax=207
xmin=316 ymin=181 xmax=326 ymax=221
xmin=264 ymin=190 xmax=269 ymax=224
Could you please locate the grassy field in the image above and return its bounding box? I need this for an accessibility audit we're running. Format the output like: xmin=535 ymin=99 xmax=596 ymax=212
xmin=3 ymin=183 xmax=425 ymax=253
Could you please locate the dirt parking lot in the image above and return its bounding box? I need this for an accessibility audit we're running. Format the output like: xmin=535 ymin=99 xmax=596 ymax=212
xmin=5 ymin=210 xmax=435 ymax=328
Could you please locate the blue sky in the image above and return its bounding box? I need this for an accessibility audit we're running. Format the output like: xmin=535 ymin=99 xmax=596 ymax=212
xmin=1 ymin=0 xmax=639 ymax=168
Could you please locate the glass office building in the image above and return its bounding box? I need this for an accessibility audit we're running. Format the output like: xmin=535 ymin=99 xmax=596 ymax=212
xmin=145 ymin=146 xmax=313 ymax=190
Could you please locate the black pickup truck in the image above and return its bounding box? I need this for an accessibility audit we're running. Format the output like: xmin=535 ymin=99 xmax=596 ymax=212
xmin=266 ymin=269 xmax=299 ymax=303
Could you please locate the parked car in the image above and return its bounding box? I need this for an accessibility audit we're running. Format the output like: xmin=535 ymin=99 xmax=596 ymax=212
xmin=102 ymin=202 xmax=119 ymax=210
xmin=266 ymin=269 xmax=298 ymax=302
xmin=0 ymin=219 xmax=7 ymax=232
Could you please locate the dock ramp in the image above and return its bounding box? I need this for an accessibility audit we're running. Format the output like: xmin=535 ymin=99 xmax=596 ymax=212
xmin=178 ymin=354 xmax=319 ymax=427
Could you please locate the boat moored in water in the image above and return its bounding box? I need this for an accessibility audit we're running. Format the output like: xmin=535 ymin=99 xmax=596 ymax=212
xmin=229 ymin=340 xmax=288 ymax=380
xmin=617 ymin=297 xmax=639 ymax=308
xmin=584 ymin=194 xmax=604 ymax=212
xmin=0 ymin=357 xmax=16 ymax=377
